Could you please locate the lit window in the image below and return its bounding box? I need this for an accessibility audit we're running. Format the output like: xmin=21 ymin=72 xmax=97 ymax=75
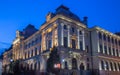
xmin=72 ymin=39 xmax=76 ymax=49
xmin=48 ymin=40 xmax=52 ymax=49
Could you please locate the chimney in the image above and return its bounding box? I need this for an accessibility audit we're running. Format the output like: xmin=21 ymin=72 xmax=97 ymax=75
xmin=83 ymin=16 xmax=88 ymax=26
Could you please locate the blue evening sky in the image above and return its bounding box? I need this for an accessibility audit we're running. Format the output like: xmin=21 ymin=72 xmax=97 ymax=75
xmin=0 ymin=0 xmax=120 ymax=53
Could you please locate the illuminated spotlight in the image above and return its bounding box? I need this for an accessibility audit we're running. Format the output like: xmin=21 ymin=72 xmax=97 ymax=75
xmin=62 ymin=59 xmax=65 ymax=62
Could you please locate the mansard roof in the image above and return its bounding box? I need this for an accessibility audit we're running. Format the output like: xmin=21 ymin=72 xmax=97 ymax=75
xmin=55 ymin=5 xmax=81 ymax=22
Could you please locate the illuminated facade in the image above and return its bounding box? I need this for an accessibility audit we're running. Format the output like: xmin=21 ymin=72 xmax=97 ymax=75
xmin=90 ymin=27 xmax=120 ymax=75
xmin=2 ymin=46 xmax=12 ymax=72
xmin=3 ymin=5 xmax=120 ymax=75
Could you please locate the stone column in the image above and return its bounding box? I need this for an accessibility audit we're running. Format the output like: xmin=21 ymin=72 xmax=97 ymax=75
xmin=61 ymin=23 xmax=64 ymax=46
xmin=97 ymin=31 xmax=100 ymax=53
xmin=102 ymin=33 xmax=105 ymax=53
xmin=99 ymin=60 xmax=102 ymax=70
xmin=110 ymin=37 xmax=113 ymax=56
xmin=106 ymin=35 xmax=109 ymax=55
xmin=108 ymin=61 xmax=111 ymax=71
xmin=68 ymin=25 xmax=70 ymax=47
xmin=77 ymin=29 xmax=80 ymax=49
xmin=82 ymin=30 xmax=85 ymax=50
xmin=116 ymin=62 xmax=119 ymax=71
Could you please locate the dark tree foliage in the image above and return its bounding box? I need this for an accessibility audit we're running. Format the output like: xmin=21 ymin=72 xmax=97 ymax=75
xmin=47 ymin=47 xmax=60 ymax=74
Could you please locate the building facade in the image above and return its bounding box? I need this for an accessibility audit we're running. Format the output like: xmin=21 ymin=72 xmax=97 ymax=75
xmin=3 ymin=5 xmax=120 ymax=75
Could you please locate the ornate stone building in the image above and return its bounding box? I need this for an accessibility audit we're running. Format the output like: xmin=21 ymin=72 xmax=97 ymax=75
xmin=2 ymin=5 xmax=120 ymax=75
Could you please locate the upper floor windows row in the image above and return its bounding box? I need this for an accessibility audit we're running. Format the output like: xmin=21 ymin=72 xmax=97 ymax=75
xmin=63 ymin=25 xmax=83 ymax=35
xmin=100 ymin=60 xmax=120 ymax=71
xmin=63 ymin=37 xmax=83 ymax=50
xmin=99 ymin=44 xmax=120 ymax=57
xmin=98 ymin=32 xmax=120 ymax=46
xmin=24 ymin=36 xmax=42 ymax=49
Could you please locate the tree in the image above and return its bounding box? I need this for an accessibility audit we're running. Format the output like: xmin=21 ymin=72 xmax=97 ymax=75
xmin=47 ymin=47 xmax=60 ymax=74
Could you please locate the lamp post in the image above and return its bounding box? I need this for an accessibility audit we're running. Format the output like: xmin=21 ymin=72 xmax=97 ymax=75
xmin=9 ymin=59 xmax=14 ymax=74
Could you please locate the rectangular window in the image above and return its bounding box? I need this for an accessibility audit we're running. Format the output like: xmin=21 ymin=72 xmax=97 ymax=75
xmin=72 ymin=27 xmax=75 ymax=33
xmin=116 ymin=49 xmax=119 ymax=57
xmin=64 ymin=37 xmax=68 ymax=48
xmin=64 ymin=25 xmax=67 ymax=30
xmin=80 ymin=41 xmax=83 ymax=50
xmin=103 ymin=34 xmax=106 ymax=41
xmin=108 ymin=36 xmax=110 ymax=42
xmin=98 ymin=32 xmax=102 ymax=39
xmin=113 ymin=48 xmax=115 ymax=56
xmin=109 ymin=47 xmax=111 ymax=55
xmin=101 ymin=61 xmax=104 ymax=70
xmin=35 ymin=48 xmax=37 ymax=55
xmin=104 ymin=46 xmax=107 ymax=54
xmin=31 ymin=50 xmax=33 ymax=57
xmin=79 ymin=31 xmax=82 ymax=35
xmin=110 ymin=62 xmax=113 ymax=71
xmin=48 ymin=40 xmax=52 ymax=49
xmin=72 ymin=39 xmax=76 ymax=49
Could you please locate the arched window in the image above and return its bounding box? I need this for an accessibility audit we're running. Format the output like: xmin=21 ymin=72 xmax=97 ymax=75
xmin=38 ymin=62 xmax=40 ymax=70
xmin=35 ymin=62 xmax=37 ymax=70
xmin=101 ymin=61 xmax=104 ymax=70
xmin=31 ymin=64 xmax=33 ymax=70
xmin=87 ymin=63 xmax=90 ymax=70
xmin=72 ymin=58 xmax=78 ymax=69
xmin=110 ymin=62 xmax=113 ymax=71
xmin=64 ymin=61 xmax=68 ymax=69
xmin=105 ymin=61 xmax=109 ymax=70
xmin=79 ymin=63 xmax=85 ymax=70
